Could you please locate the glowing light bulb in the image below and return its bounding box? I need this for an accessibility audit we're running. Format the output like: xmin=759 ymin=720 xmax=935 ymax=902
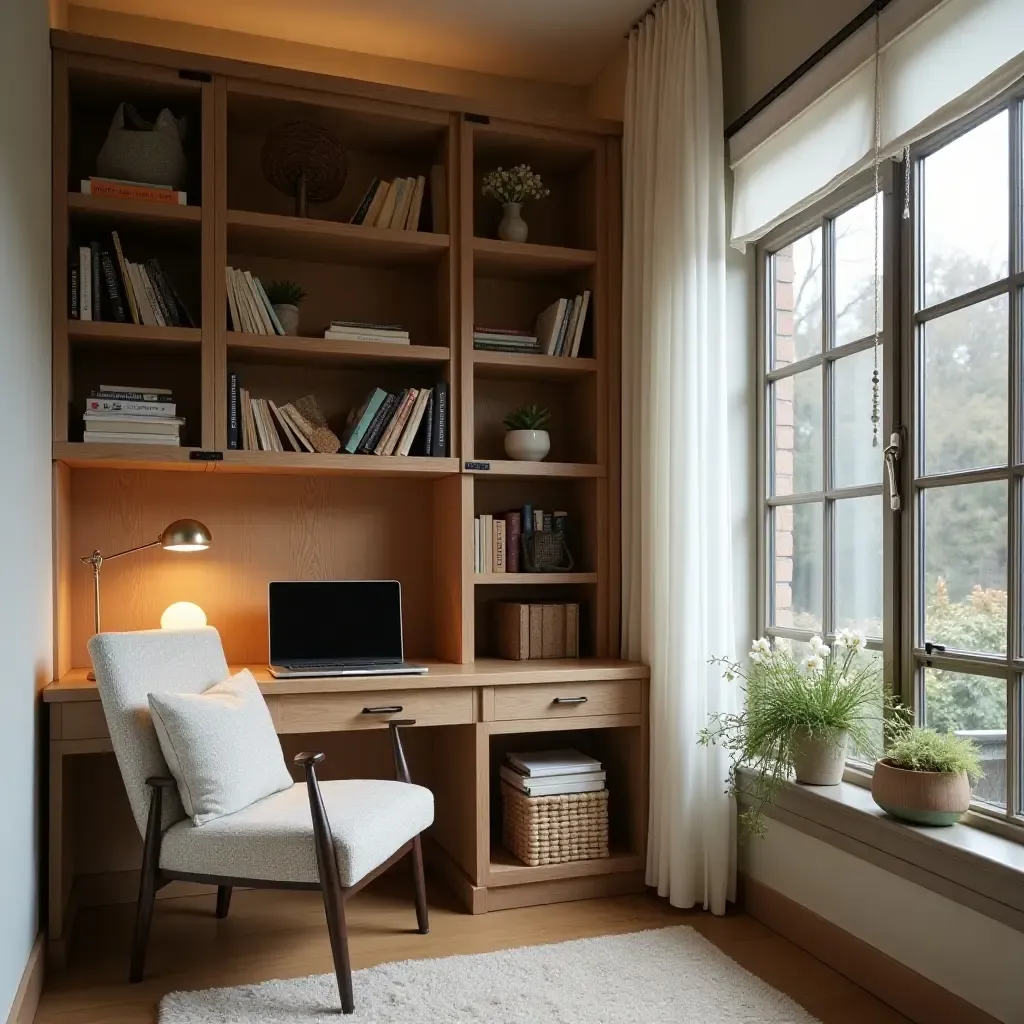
xmin=160 ymin=602 xmax=208 ymax=630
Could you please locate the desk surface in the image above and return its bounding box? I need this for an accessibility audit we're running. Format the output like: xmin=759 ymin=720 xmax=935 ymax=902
xmin=42 ymin=658 xmax=650 ymax=703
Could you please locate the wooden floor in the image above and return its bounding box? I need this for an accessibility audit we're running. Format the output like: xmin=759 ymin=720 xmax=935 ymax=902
xmin=36 ymin=879 xmax=910 ymax=1023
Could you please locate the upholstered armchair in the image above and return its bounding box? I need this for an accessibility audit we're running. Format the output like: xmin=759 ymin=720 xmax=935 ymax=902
xmin=89 ymin=627 xmax=433 ymax=1014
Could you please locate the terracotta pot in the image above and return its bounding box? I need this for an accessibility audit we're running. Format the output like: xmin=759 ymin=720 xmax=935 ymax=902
xmin=870 ymin=758 xmax=971 ymax=826
xmin=790 ymin=727 xmax=847 ymax=786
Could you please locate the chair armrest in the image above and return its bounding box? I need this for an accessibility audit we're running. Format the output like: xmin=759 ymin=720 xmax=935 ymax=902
xmin=294 ymin=751 xmax=326 ymax=769
xmin=387 ymin=720 xmax=417 ymax=784
xmin=145 ymin=776 xmax=178 ymax=790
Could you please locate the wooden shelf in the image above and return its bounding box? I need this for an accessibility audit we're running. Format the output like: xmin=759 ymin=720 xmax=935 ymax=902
xmin=67 ymin=191 xmax=201 ymax=230
xmin=68 ymin=320 xmax=202 ymax=349
xmin=227 ymin=209 xmax=449 ymax=266
xmin=53 ymin=442 xmax=205 ymax=471
xmin=463 ymin=460 xmax=605 ymax=479
xmin=227 ymin=333 xmax=450 ymax=367
xmin=473 ymin=237 xmax=596 ymax=276
xmin=488 ymin=846 xmax=643 ymax=885
xmin=472 ymin=350 xmax=597 ymax=379
xmin=475 ymin=573 xmax=597 ymax=585
xmin=218 ymin=450 xmax=459 ymax=478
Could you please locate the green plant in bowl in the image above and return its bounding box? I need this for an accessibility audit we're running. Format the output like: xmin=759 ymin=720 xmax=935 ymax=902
xmin=503 ymin=405 xmax=551 ymax=431
xmin=264 ymin=279 xmax=308 ymax=306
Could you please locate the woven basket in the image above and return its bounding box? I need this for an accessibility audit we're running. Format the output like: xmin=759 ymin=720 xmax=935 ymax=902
xmin=501 ymin=783 xmax=610 ymax=867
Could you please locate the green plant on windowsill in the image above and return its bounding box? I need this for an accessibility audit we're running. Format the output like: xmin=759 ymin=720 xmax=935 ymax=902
xmin=700 ymin=632 xmax=890 ymax=836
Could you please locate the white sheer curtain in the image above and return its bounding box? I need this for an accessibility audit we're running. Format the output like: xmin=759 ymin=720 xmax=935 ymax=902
xmin=621 ymin=0 xmax=737 ymax=913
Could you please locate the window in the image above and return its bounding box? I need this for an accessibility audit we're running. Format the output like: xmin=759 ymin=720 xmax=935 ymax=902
xmin=757 ymin=85 xmax=1024 ymax=833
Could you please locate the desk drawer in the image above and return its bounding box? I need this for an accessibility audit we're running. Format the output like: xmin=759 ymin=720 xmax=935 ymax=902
xmin=493 ymin=679 xmax=642 ymax=722
xmin=272 ymin=687 xmax=476 ymax=734
xmin=54 ymin=702 xmax=110 ymax=740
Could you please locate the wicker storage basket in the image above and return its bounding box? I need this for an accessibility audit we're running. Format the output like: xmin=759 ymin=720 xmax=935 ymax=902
xmin=501 ymin=783 xmax=610 ymax=867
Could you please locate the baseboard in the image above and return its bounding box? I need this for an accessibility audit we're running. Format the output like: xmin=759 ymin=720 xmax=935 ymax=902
xmin=743 ymin=877 xmax=1000 ymax=1024
xmin=6 ymin=934 xmax=44 ymax=1024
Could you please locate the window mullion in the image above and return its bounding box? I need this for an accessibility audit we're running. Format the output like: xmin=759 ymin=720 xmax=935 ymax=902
xmin=823 ymin=213 xmax=835 ymax=639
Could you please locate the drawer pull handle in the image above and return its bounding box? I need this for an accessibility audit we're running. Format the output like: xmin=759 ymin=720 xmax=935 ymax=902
xmin=362 ymin=705 xmax=404 ymax=715
xmin=552 ymin=696 xmax=588 ymax=705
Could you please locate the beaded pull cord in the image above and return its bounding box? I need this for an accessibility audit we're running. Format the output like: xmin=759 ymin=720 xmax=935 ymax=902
xmin=870 ymin=12 xmax=882 ymax=447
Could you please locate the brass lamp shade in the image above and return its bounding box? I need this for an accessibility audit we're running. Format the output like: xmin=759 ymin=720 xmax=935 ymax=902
xmin=159 ymin=519 xmax=212 ymax=553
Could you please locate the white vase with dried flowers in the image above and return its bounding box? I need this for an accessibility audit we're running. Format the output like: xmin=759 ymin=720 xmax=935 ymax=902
xmin=481 ymin=164 xmax=550 ymax=243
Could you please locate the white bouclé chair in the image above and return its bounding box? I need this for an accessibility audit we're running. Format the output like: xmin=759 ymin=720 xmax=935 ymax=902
xmin=89 ymin=627 xmax=433 ymax=1014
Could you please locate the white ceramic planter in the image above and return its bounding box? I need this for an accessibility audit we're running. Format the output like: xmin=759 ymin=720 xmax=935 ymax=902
xmin=273 ymin=303 xmax=300 ymax=336
xmin=498 ymin=202 xmax=529 ymax=243
xmin=790 ymin=727 xmax=847 ymax=786
xmin=504 ymin=429 xmax=550 ymax=462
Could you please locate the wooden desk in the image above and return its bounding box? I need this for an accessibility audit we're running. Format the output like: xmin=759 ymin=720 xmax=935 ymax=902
xmin=44 ymin=659 xmax=649 ymax=966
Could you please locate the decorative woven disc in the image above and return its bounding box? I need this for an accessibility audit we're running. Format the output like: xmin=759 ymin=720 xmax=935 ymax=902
xmin=261 ymin=121 xmax=347 ymax=205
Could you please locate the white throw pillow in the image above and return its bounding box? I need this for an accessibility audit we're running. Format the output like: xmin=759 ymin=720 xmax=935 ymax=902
xmin=148 ymin=669 xmax=293 ymax=826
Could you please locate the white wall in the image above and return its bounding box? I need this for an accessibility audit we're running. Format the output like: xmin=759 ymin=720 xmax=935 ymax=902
xmin=0 ymin=0 xmax=52 ymax=1016
xmin=745 ymin=822 xmax=1024 ymax=1022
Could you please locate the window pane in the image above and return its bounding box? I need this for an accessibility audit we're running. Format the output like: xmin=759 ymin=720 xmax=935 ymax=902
xmin=833 ymin=347 xmax=882 ymax=487
xmin=923 ymin=295 xmax=1008 ymax=476
xmin=924 ymin=668 xmax=1006 ymax=809
xmin=771 ymin=503 xmax=823 ymax=631
xmin=835 ymin=496 xmax=883 ymax=637
xmin=773 ymin=229 xmax=822 ymax=366
xmin=834 ymin=195 xmax=883 ymax=347
xmin=923 ymin=482 xmax=1007 ymax=654
xmin=772 ymin=367 xmax=822 ymax=495
xmin=923 ymin=110 xmax=1009 ymax=307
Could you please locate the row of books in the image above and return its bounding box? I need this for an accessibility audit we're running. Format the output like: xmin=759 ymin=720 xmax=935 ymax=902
xmin=80 ymin=176 xmax=188 ymax=206
xmin=229 ymin=389 xmax=325 ymax=453
xmin=323 ymin=321 xmax=411 ymax=345
xmin=69 ymin=232 xmax=193 ymax=327
xmin=472 ymin=290 xmax=591 ymax=358
xmin=83 ymin=384 xmax=182 ymax=446
xmin=349 ymin=168 xmax=446 ymax=232
xmin=339 ymin=384 xmax=449 ymax=457
xmin=225 ymin=267 xmax=285 ymax=335
xmin=500 ymin=749 xmax=606 ymax=797
xmin=474 ymin=507 xmax=567 ymax=574
xmin=494 ymin=601 xmax=580 ymax=660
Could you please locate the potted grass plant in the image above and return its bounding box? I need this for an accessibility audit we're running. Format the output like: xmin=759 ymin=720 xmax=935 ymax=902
xmin=265 ymin=279 xmax=307 ymax=336
xmin=871 ymin=722 xmax=982 ymax=826
xmin=503 ymin=405 xmax=551 ymax=461
xmin=701 ymin=630 xmax=886 ymax=834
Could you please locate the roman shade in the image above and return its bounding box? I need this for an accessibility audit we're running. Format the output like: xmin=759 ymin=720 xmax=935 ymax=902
xmin=730 ymin=0 xmax=1024 ymax=249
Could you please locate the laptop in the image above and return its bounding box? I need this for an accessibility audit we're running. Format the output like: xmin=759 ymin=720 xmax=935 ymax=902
xmin=268 ymin=580 xmax=428 ymax=678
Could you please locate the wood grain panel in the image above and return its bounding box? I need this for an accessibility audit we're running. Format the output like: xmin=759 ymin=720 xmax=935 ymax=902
xmin=54 ymin=462 xmax=73 ymax=680
xmin=273 ymin=687 xmax=475 ymax=733
xmin=59 ymin=703 xmax=110 ymax=741
xmin=68 ymin=470 xmax=440 ymax=666
xmin=492 ymin=679 xmax=641 ymax=721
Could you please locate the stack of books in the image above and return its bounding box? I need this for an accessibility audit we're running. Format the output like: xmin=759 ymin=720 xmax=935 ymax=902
xmin=68 ymin=231 xmax=193 ymax=327
xmin=349 ymin=175 xmax=427 ymax=231
xmin=83 ymin=385 xmax=182 ymax=446
xmin=534 ymin=291 xmax=591 ymax=357
xmin=472 ymin=328 xmax=540 ymax=354
xmin=324 ymin=321 xmax=411 ymax=345
xmin=475 ymin=507 xmax=566 ymax=574
xmin=80 ymin=176 xmax=187 ymax=206
xmin=225 ymin=267 xmax=286 ymax=335
xmin=500 ymin=749 xmax=606 ymax=797
xmin=227 ymin=377 xmax=449 ymax=457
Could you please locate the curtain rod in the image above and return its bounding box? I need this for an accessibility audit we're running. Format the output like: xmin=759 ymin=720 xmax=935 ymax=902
xmin=724 ymin=0 xmax=894 ymax=139
xmin=625 ymin=0 xmax=667 ymax=38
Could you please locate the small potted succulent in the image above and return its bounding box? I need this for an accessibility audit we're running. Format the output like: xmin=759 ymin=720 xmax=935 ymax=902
xmin=701 ymin=630 xmax=886 ymax=834
xmin=481 ymin=164 xmax=550 ymax=243
xmin=871 ymin=722 xmax=982 ymax=826
xmin=265 ymin=279 xmax=307 ymax=336
xmin=503 ymin=405 xmax=551 ymax=462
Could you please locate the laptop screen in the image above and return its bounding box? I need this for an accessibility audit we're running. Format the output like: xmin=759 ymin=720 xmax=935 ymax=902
xmin=269 ymin=580 xmax=404 ymax=664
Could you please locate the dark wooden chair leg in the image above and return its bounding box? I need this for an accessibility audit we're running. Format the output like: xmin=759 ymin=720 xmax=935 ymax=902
xmin=297 ymin=751 xmax=354 ymax=1014
xmin=131 ymin=777 xmax=173 ymax=983
xmin=216 ymin=885 xmax=232 ymax=919
xmin=411 ymin=835 xmax=429 ymax=934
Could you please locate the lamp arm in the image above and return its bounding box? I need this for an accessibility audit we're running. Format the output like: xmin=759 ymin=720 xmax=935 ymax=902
xmin=97 ymin=539 xmax=163 ymax=562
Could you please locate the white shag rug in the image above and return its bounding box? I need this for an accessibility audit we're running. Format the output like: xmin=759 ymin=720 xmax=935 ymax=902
xmin=159 ymin=926 xmax=820 ymax=1023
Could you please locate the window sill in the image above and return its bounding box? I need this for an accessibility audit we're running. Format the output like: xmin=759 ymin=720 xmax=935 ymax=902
xmin=742 ymin=769 xmax=1024 ymax=933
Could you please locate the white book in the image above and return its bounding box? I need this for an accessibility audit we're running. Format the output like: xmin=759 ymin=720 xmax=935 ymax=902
xmin=504 ymin=777 xmax=606 ymax=797
xmin=388 ymin=177 xmax=412 ymax=229
xmin=139 ymin=265 xmax=166 ymax=327
xmin=396 ymin=387 xmax=430 ymax=456
xmin=329 ymin=322 xmax=408 ymax=338
xmin=127 ymin=264 xmax=153 ymax=325
xmin=79 ymin=246 xmax=92 ymax=321
xmin=569 ymin=290 xmax=591 ymax=358
xmin=324 ymin=330 xmax=411 ymax=346
xmin=243 ymin=271 xmax=274 ymax=334
xmin=405 ymin=175 xmax=426 ymax=231
xmin=363 ymin=180 xmax=390 ymax=227
xmin=481 ymin=514 xmax=492 ymax=574
xmin=226 ymin=268 xmax=245 ymax=331
xmin=474 ymin=517 xmax=481 ymax=573
xmin=255 ymin=278 xmax=286 ymax=335
xmin=251 ymin=399 xmax=272 ymax=450
xmin=500 ymin=765 xmax=606 ymax=793
xmin=83 ymin=431 xmax=180 ymax=446
xmin=83 ymin=413 xmax=183 ymax=428
xmin=240 ymin=389 xmax=252 ymax=450
xmin=225 ymin=266 xmax=240 ymax=331
xmin=535 ymin=298 xmax=568 ymax=355
xmin=279 ymin=404 xmax=316 ymax=453
xmin=505 ymin=749 xmax=602 ymax=778
xmin=374 ymin=181 xmax=399 ymax=228
xmin=269 ymin=400 xmax=302 ymax=452
xmin=230 ymin=269 xmax=256 ymax=333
